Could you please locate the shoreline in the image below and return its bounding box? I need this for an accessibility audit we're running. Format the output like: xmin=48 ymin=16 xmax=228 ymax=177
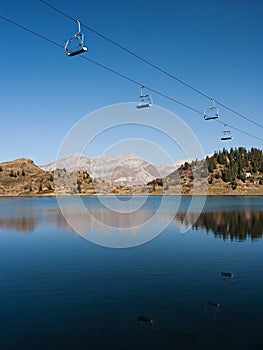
xmin=1 ymin=193 xmax=263 ymax=198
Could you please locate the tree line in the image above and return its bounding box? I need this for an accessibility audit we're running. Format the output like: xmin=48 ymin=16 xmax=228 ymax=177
xmin=179 ymin=147 xmax=263 ymax=187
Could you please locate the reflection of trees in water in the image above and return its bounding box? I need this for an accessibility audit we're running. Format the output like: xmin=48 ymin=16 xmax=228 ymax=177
xmin=2 ymin=207 xmax=263 ymax=241
xmin=176 ymin=211 xmax=263 ymax=241
xmin=0 ymin=217 xmax=36 ymax=233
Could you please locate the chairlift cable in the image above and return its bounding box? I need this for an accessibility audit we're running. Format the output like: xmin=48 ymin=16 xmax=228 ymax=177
xmin=1 ymin=14 xmax=263 ymax=143
xmin=215 ymin=102 xmax=263 ymax=129
xmin=0 ymin=15 xmax=63 ymax=49
xmin=39 ymin=0 xmax=263 ymax=130
xmin=40 ymin=0 xmax=211 ymax=99
xmin=0 ymin=14 xmax=201 ymax=113
xmin=40 ymin=0 xmax=77 ymax=22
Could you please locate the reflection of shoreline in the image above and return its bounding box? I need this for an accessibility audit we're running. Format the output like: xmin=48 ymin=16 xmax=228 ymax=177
xmin=175 ymin=211 xmax=263 ymax=241
xmin=0 ymin=209 xmax=159 ymax=234
xmin=1 ymin=206 xmax=263 ymax=242
xmin=0 ymin=217 xmax=36 ymax=233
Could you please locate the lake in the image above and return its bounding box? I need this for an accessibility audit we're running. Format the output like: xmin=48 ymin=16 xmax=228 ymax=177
xmin=0 ymin=195 xmax=263 ymax=350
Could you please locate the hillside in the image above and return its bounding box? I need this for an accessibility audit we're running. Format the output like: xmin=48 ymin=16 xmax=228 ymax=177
xmin=204 ymin=147 xmax=263 ymax=194
xmin=0 ymin=158 xmax=54 ymax=195
xmin=0 ymin=148 xmax=262 ymax=196
xmin=0 ymin=158 xmax=100 ymax=196
xmin=0 ymin=158 xmax=137 ymax=196
xmin=148 ymin=147 xmax=263 ymax=195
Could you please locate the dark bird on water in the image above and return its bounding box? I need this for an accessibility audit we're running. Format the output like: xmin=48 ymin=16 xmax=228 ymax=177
xmin=221 ymin=272 xmax=234 ymax=278
xmin=138 ymin=315 xmax=153 ymax=323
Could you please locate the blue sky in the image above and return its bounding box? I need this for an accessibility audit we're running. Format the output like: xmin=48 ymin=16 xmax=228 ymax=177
xmin=1 ymin=0 xmax=262 ymax=165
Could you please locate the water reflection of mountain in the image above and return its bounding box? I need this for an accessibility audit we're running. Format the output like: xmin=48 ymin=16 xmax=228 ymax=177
xmin=175 ymin=211 xmax=263 ymax=241
xmin=0 ymin=217 xmax=36 ymax=233
xmin=0 ymin=209 xmax=158 ymax=233
xmin=1 ymin=207 xmax=263 ymax=242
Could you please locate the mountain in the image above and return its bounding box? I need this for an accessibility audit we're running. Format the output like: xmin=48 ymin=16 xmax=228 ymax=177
xmin=148 ymin=147 xmax=263 ymax=195
xmin=0 ymin=157 xmax=96 ymax=196
xmin=0 ymin=154 xmax=184 ymax=196
xmin=0 ymin=158 xmax=54 ymax=195
xmin=40 ymin=153 xmax=182 ymax=186
xmin=1 ymin=148 xmax=262 ymax=196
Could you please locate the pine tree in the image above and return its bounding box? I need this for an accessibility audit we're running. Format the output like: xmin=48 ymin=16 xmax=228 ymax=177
xmin=232 ymin=180 xmax=237 ymax=190
xmin=77 ymin=180 xmax=81 ymax=193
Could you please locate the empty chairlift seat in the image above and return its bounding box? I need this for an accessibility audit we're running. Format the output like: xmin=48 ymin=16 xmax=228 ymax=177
xmin=136 ymin=86 xmax=153 ymax=109
xmin=64 ymin=20 xmax=88 ymax=57
xmin=203 ymin=99 xmax=219 ymax=120
xmin=221 ymin=124 xmax=233 ymax=141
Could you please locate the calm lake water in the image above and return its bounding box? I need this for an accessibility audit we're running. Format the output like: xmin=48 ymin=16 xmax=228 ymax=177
xmin=0 ymin=196 xmax=263 ymax=350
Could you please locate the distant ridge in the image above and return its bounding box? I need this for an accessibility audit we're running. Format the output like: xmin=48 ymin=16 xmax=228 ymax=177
xmin=0 ymin=147 xmax=262 ymax=196
xmin=40 ymin=153 xmax=183 ymax=186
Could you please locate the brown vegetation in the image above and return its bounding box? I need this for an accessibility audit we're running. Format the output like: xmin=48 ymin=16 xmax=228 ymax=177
xmin=0 ymin=147 xmax=262 ymax=196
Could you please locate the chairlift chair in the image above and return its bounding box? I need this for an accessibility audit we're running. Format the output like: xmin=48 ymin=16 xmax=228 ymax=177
xmin=65 ymin=20 xmax=88 ymax=57
xmin=221 ymin=124 xmax=233 ymax=141
xmin=136 ymin=86 xmax=153 ymax=109
xmin=203 ymin=99 xmax=219 ymax=120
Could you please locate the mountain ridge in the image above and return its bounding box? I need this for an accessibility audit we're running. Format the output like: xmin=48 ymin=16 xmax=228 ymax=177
xmin=0 ymin=147 xmax=262 ymax=196
xmin=40 ymin=153 xmax=184 ymax=186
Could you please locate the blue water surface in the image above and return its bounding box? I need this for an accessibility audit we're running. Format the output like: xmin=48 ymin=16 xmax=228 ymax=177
xmin=0 ymin=196 xmax=263 ymax=350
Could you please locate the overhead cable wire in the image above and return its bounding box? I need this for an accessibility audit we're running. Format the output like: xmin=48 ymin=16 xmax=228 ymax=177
xmin=0 ymin=15 xmax=63 ymax=49
xmin=39 ymin=1 xmax=210 ymax=98
xmin=39 ymin=0 xmax=263 ymax=130
xmin=1 ymin=14 xmax=263 ymax=143
xmin=0 ymin=14 xmax=202 ymax=114
xmin=81 ymin=53 xmax=202 ymax=114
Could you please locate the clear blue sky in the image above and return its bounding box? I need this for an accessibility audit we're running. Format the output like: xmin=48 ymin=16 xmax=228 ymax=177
xmin=1 ymin=0 xmax=262 ymax=165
